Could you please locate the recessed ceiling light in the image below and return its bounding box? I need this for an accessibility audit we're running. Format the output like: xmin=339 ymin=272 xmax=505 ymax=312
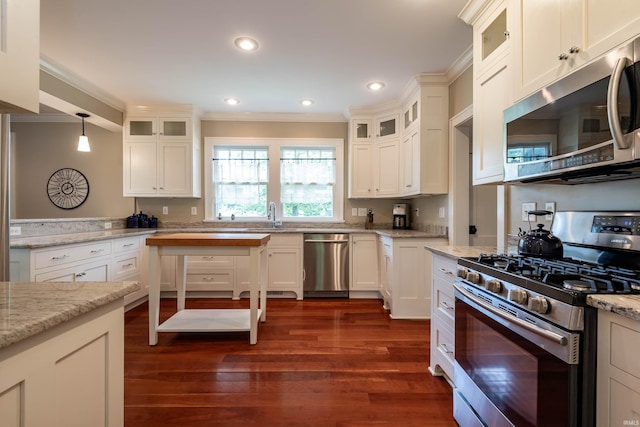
xmin=224 ymin=97 xmax=240 ymax=106
xmin=367 ymin=81 xmax=386 ymax=91
xmin=300 ymin=99 xmax=314 ymax=106
xmin=234 ymin=37 xmax=259 ymax=51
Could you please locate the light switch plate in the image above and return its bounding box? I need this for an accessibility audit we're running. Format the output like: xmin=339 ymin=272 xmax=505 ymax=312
xmin=9 ymin=226 xmax=21 ymax=236
xmin=351 ymin=208 xmax=358 ymax=217
xmin=191 ymin=207 xmax=197 ymax=215
xmin=162 ymin=206 xmax=168 ymax=215
xmin=545 ymin=202 xmax=556 ymax=220
xmin=357 ymin=207 xmax=367 ymax=217
xmin=522 ymin=202 xmax=536 ymax=221
xmin=104 ymin=222 xmax=112 ymax=229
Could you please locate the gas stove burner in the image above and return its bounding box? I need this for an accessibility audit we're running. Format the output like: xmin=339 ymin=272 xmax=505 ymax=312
xmin=493 ymin=260 xmax=508 ymax=268
xmin=563 ymin=279 xmax=593 ymax=292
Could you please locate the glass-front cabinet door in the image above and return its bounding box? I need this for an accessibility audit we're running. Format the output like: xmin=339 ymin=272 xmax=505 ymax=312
xmin=375 ymin=113 xmax=399 ymax=141
xmin=351 ymin=119 xmax=372 ymax=143
xmin=125 ymin=117 xmax=191 ymax=141
xmin=159 ymin=118 xmax=190 ymax=140
xmin=125 ymin=118 xmax=156 ymax=140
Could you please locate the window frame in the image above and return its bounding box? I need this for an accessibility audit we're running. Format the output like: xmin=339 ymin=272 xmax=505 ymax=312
xmin=204 ymin=137 xmax=344 ymax=223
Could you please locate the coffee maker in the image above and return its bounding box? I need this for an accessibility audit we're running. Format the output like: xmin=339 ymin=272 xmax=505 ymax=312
xmin=392 ymin=203 xmax=410 ymax=229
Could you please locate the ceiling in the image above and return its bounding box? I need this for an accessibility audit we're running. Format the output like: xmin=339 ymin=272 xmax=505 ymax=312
xmin=39 ymin=0 xmax=472 ymax=119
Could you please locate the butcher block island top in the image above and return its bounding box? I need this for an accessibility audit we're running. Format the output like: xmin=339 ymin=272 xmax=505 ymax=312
xmin=146 ymin=233 xmax=271 ymax=345
xmin=146 ymin=232 xmax=271 ymax=247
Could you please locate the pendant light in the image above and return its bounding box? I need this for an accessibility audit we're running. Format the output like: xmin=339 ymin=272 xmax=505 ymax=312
xmin=76 ymin=113 xmax=91 ymax=152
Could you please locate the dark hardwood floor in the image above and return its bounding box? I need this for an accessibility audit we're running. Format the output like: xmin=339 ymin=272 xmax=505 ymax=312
xmin=124 ymin=298 xmax=456 ymax=426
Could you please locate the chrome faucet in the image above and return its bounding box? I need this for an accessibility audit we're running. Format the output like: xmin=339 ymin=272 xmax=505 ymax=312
xmin=268 ymin=201 xmax=278 ymax=228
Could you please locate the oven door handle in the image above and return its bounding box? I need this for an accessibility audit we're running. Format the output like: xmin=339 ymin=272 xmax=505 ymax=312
xmin=454 ymin=283 xmax=568 ymax=346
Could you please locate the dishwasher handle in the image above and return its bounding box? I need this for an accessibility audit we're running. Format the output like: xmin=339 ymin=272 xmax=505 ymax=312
xmin=304 ymin=239 xmax=349 ymax=243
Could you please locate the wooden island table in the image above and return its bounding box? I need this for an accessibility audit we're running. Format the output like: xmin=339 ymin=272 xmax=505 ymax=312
xmin=146 ymin=233 xmax=270 ymax=345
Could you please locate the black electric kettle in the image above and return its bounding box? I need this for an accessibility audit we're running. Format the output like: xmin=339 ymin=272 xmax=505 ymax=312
xmin=518 ymin=210 xmax=563 ymax=257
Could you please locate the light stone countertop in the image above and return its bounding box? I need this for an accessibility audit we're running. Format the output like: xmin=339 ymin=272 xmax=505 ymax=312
xmin=10 ymin=228 xmax=157 ymax=249
xmin=0 ymin=281 xmax=140 ymax=350
xmin=587 ymin=295 xmax=640 ymax=322
xmin=424 ymin=245 xmax=502 ymax=260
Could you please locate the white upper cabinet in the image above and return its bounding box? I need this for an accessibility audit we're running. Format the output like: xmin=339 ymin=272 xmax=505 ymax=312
xmin=0 ymin=0 xmax=39 ymax=113
xmin=513 ymin=0 xmax=640 ymax=101
xmin=374 ymin=113 xmax=399 ymax=142
xmin=351 ymin=118 xmax=372 ymax=143
xmin=123 ymin=107 xmax=201 ymax=198
xmin=348 ymin=143 xmax=374 ymax=198
xmin=462 ymin=0 xmax=512 ymax=185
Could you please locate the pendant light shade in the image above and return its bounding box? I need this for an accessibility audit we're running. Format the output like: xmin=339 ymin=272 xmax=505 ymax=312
xmin=76 ymin=113 xmax=91 ymax=152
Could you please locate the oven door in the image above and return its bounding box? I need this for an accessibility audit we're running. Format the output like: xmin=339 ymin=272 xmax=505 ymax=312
xmin=453 ymin=283 xmax=583 ymax=427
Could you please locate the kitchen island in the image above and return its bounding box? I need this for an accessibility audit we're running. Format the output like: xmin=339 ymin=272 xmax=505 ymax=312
xmin=146 ymin=233 xmax=270 ymax=345
xmin=0 ymin=280 xmax=139 ymax=427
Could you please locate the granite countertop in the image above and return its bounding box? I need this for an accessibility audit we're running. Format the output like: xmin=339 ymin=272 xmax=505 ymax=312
xmin=424 ymin=245 xmax=502 ymax=260
xmin=10 ymin=228 xmax=157 ymax=249
xmin=0 ymin=281 xmax=140 ymax=350
xmin=10 ymin=227 xmax=446 ymax=249
xmin=587 ymin=295 xmax=640 ymax=322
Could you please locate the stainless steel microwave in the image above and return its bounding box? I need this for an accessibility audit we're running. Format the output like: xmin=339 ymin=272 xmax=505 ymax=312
xmin=504 ymin=36 xmax=640 ymax=184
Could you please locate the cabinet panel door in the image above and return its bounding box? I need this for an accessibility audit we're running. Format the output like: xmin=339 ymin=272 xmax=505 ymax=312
xmin=473 ymin=58 xmax=510 ymax=185
xmin=158 ymin=143 xmax=191 ymax=195
xmin=374 ymin=140 xmax=399 ymax=196
xmin=124 ymin=142 xmax=158 ymax=195
xmin=268 ymin=248 xmax=301 ymax=290
xmin=401 ymin=131 xmax=419 ymax=196
xmin=125 ymin=118 xmax=157 ymax=140
xmin=349 ymin=144 xmax=374 ymax=198
xmin=158 ymin=117 xmax=191 ymax=141
xmin=350 ymin=236 xmax=378 ymax=291
xmin=586 ymin=0 xmax=640 ymax=60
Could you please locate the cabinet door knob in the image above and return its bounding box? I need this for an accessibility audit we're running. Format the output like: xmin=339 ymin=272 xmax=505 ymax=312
xmin=504 ymin=30 xmax=510 ymax=39
xmin=558 ymin=53 xmax=569 ymax=60
xmin=568 ymin=46 xmax=580 ymax=54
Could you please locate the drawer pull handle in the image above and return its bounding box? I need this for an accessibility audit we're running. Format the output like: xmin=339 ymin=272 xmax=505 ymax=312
xmin=90 ymin=249 xmax=105 ymax=254
xmin=203 ymin=277 xmax=214 ymax=281
xmin=75 ymin=272 xmax=86 ymax=277
xmin=122 ymin=263 xmax=134 ymax=268
xmin=202 ymin=256 xmax=215 ymax=260
xmin=51 ymin=255 xmax=69 ymax=260
xmin=440 ymin=301 xmax=454 ymax=310
xmin=123 ymin=243 xmax=134 ymax=247
xmin=438 ymin=268 xmax=453 ymax=276
xmin=439 ymin=343 xmax=453 ymax=354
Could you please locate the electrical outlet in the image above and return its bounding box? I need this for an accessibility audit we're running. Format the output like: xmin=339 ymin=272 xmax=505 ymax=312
xmin=191 ymin=206 xmax=197 ymax=215
xmin=438 ymin=207 xmax=445 ymax=218
xmin=162 ymin=206 xmax=168 ymax=215
xmin=415 ymin=208 xmax=420 ymax=217
xmin=545 ymin=202 xmax=556 ymax=221
xmin=104 ymin=222 xmax=112 ymax=229
xmin=522 ymin=202 xmax=537 ymax=221
xmin=357 ymin=207 xmax=367 ymax=216
xmin=9 ymin=226 xmax=21 ymax=236
xmin=351 ymin=207 xmax=358 ymax=217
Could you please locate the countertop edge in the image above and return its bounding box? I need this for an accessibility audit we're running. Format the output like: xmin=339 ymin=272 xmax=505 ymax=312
xmin=11 ymin=229 xmax=157 ymax=249
xmin=0 ymin=281 xmax=141 ymax=350
xmin=424 ymin=245 xmax=501 ymax=260
xmin=587 ymin=295 xmax=640 ymax=322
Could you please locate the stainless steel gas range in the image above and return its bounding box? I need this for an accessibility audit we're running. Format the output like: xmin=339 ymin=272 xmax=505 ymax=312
xmin=453 ymin=211 xmax=640 ymax=427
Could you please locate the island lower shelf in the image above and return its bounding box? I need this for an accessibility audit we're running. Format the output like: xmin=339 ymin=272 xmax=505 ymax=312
xmin=157 ymin=308 xmax=264 ymax=332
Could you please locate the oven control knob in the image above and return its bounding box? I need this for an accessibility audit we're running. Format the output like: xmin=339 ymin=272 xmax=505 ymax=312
xmin=509 ymin=289 xmax=528 ymax=305
xmin=457 ymin=268 xmax=469 ymax=278
xmin=528 ymin=296 xmax=550 ymax=314
xmin=486 ymin=279 xmax=502 ymax=293
xmin=465 ymin=271 xmax=480 ymax=284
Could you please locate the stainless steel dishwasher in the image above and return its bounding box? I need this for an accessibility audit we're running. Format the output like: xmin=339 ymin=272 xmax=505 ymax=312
xmin=303 ymin=233 xmax=349 ymax=298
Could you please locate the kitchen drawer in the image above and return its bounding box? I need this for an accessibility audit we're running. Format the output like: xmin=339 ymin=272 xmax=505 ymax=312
xmin=271 ymin=233 xmax=303 ymax=247
xmin=380 ymin=237 xmax=392 ymax=257
xmin=187 ymin=255 xmax=234 ymax=269
xmin=186 ymin=270 xmax=234 ymax=290
xmin=433 ymin=274 xmax=455 ymax=322
xmin=431 ymin=310 xmax=455 ymax=377
xmin=112 ymin=254 xmax=139 ymax=281
xmin=34 ymin=242 xmax=112 ymax=270
xmin=433 ymin=254 xmax=457 ymax=281
xmin=112 ymin=236 xmax=140 ymax=254
xmin=35 ymin=260 xmax=109 ymax=282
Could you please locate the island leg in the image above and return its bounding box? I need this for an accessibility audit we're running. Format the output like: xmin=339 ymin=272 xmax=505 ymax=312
xmin=148 ymin=245 xmax=161 ymax=345
xmin=249 ymin=246 xmax=259 ymax=344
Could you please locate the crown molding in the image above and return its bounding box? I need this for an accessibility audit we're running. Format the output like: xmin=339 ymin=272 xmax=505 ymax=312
xmin=40 ymin=55 xmax=126 ymax=112
xmin=458 ymin=0 xmax=493 ymax=25
xmin=200 ymin=111 xmax=347 ymax=122
xmin=445 ymin=45 xmax=473 ymax=84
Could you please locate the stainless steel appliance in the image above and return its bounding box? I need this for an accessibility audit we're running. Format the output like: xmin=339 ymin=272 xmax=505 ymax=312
xmin=504 ymin=36 xmax=640 ymax=184
xmin=453 ymin=211 xmax=640 ymax=427
xmin=392 ymin=203 xmax=410 ymax=229
xmin=303 ymin=233 xmax=349 ymax=298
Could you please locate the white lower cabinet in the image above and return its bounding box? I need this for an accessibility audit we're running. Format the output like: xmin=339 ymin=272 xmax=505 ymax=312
xmin=428 ymin=251 xmax=458 ymax=381
xmin=350 ymin=234 xmax=379 ymax=292
xmin=0 ymin=301 xmax=125 ymax=427
xmin=596 ymin=309 xmax=640 ymax=426
xmin=379 ymin=237 xmax=447 ymax=319
xmin=10 ymin=235 xmax=150 ymax=310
